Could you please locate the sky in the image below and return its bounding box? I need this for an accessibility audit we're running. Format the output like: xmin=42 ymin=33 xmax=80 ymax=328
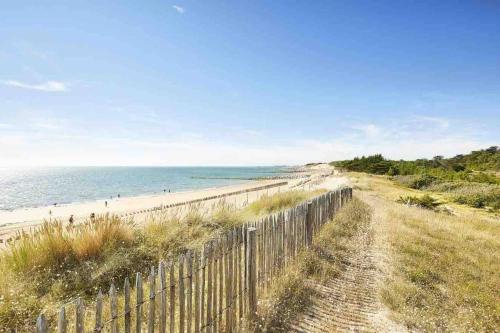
xmin=0 ymin=0 xmax=499 ymax=166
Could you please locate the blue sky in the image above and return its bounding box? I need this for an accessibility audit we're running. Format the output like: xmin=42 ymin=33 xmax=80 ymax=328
xmin=0 ymin=1 xmax=499 ymax=166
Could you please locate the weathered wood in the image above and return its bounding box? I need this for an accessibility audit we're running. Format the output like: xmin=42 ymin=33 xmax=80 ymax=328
xmin=36 ymin=314 xmax=47 ymax=333
xmin=218 ymin=240 xmax=224 ymax=331
xmin=179 ymin=255 xmax=185 ymax=333
xmin=200 ymin=249 xmax=206 ymax=331
xmin=194 ymin=253 xmax=200 ymax=333
xmin=206 ymin=244 xmax=213 ymax=332
xmin=95 ymin=290 xmax=103 ymax=332
xmin=212 ymin=244 xmax=218 ymax=333
xmin=57 ymin=307 xmax=66 ymax=333
xmin=159 ymin=261 xmax=167 ymax=333
xmin=136 ymin=272 xmax=144 ymax=333
xmin=306 ymin=201 xmax=313 ymax=247
xmin=75 ymin=298 xmax=84 ymax=333
xmin=110 ymin=284 xmax=118 ymax=333
xmin=186 ymin=252 xmax=193 ymax=333
xmin=124 ymin=277 xmax=131 ymax=333
xmin=148 ymin=266 xmax=156 ymax=333
xmin=169 ymin=260 xmax=176 ymax=333
xmin=247 ymin=227 xmax=257 ymax=322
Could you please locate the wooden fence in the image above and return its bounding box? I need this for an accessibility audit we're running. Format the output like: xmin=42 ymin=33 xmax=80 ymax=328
xmin=28 ymin=187 xmax=352 ymax=333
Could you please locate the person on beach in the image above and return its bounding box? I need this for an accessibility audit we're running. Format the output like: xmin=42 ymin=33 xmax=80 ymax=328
xmin=69 ymin=215 xmax=74 ymax=225
xmin=90 ymin=212 xmax=95 ymax=221
xmin=105 ymin=201 xmax=108 ymax=208
xmin=118 ymin=194 xmax=120 ymax=198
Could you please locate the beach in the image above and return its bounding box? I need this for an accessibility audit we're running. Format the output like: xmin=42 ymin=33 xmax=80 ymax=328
xmin=0 ymin=166 xmax=344 ymax=243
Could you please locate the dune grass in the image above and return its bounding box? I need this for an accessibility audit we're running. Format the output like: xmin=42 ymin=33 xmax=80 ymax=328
xmin=245 ymin=189 xmax=326 ymax=216
xmin=254 ymin=198 xmax=371 ymax=331
xmin=0 ymin=189 xmax=320 ymax=330
xmin=350 ymin=172 xmax=500 ymax=331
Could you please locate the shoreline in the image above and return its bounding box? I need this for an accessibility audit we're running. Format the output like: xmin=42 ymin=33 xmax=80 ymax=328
xmin=0 ymin=179 xmax=291 ymax=241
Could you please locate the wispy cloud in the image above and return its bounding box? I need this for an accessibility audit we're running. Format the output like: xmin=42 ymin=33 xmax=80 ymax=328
xmin=350 ymin=124 xmax=381 ymax=138
xmin=414 ymin=115 xmax=450 ymax=129
xmin=172 ymin=5 xmax=185 ymax=14
xmin=1 ymin=80 xmax=69 ymax=92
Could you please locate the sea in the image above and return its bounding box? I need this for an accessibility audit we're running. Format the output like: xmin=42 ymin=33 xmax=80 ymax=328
xmin=0 ymin=166 xmax=286 ymax=211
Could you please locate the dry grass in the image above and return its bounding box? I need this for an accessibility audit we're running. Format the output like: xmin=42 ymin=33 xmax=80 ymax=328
xmin=255 ymin=197 xmax=372 ymax=331
xmin=351 ymin=172 xmax=500 ymax=332
xmin=0 ymin=190 xmax=319 ymax=331
xmin=246 ymin=189 xmax=326 ymax=216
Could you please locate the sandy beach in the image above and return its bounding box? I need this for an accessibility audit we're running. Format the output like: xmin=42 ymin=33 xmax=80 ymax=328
xmin=0 ymin=165 xmax=345 ymax=243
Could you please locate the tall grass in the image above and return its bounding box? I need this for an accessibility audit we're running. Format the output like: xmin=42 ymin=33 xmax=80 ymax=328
xmin=0 ymin=190 xmax=317 ymax=330
xmin=246 ymin=189 xmax=325 ymax=216
xmin=255 ymin=198 xmax=371 ymax=331
xmin=351 ymin=172 xmax=500 ymax=331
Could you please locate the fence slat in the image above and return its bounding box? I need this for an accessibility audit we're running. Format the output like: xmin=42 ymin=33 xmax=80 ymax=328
xmin=110 ymin=284 xmax=118 ymax=333
xmin=206 ymin=244 xmax=213 ymax=332
xmin=187 ymin=252 xmax=193 ymax=333
xmin=95 ymin=290 xmax=103 ymax=332
xmin=169 ymin=261 xmax=176 ymax=333
xmin=179 ymin=255 xmax=185 ymax=333
xmin=136 ymin=273 xmax=144 ymax=333
xmin=75 ymin=298 xmax=84 ymax=333
xmin=194 ymin=253 xmax=200 ymax=333
xmin=125 ymin=277 xmax=131 ymax=333
xmin=36 ymin=314 xmax=47 ymax=333
xmin=148 ymin=266 xmax=156 ymax=333
xmin=57 ymin=307 xmax=66 ymax=333
xmin=159 ymin=262 xmax=167 ymax=333
xmin=247 ymin=227 xmax=257 ymax=322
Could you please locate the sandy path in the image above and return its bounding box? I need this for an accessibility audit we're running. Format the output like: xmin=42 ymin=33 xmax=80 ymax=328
xmin=289 ymin=191 xmax=405 ymax=333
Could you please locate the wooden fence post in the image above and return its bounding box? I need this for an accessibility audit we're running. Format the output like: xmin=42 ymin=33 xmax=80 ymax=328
xmin=148 ymin=266 xmax=156 ymax=333
xmin=95 ymin=290 xmax=103 ymax=332
xmin=110 ymin=284 xmax=118 ymax=333
xmin=247 ymin=227 xmax=257 ymax=323
xmin=194 ymin=252 xmax=200 ymax=333
xmin=136 ymin=272 xmax=144 ymax=333
xmin=306 ymin=202 xmax=313 ymax=247
xmin=159 ymin=262 xmax=167 ymax=333
xmin=75 ymin=298 xmax=84 ymax=333
xmin=169 ymin=260 xmax=176 ymax=333
xmin=124 ymin=277 xmax=131 ymax=333
xmin=57 ymin=307 xmax=66 ymax=333
xmin=187 ymin=253 xmax=193 ymax=333
xmin=179 ymin=255 xmax=185 ymax=333
xmin=36 ymin=314 xmax=47 ymax=333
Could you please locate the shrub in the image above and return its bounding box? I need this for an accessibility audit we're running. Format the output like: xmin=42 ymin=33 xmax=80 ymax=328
xmin=397 ymin=195 xmax=440 ymax=210
xmin=394 ymin=174 xmax=438 ymax=189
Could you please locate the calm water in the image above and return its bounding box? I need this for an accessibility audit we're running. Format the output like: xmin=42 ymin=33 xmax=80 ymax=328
xmin=0 ymin=167 xmax=285 ymax=211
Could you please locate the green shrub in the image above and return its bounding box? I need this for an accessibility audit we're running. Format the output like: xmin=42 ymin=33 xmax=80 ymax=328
xmin=397 ymin=195 xmax=440 ymax=210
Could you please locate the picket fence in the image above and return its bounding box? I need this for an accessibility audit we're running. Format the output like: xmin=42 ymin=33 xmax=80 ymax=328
xmin=28 ymin=187 xmax=352 ymax=333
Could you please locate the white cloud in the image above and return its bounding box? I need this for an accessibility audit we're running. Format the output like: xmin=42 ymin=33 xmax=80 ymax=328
xmin=0 ymin=114 xmax=496 ymax=166
xmin=350 ymin=124 xmax=381 ymax=138
xmin=414 ymin=115 xmax=450 ymax=129
xmin=1 ymin=80 xmax=69 ymax=92
xmin=172 ymin=5 xmax=185 ymax=14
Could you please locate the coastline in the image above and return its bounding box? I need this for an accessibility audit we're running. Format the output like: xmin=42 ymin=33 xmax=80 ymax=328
xmin=0 ymin=179 xmax=291 ymax=242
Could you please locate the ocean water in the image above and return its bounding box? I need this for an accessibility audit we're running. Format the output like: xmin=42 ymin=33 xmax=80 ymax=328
xmin=0 ymin=166 xmax=285 ymax=211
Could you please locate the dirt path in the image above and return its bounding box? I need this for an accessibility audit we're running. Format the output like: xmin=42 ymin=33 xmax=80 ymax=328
xmin=289 ymin=192 xmax=406 ymax=333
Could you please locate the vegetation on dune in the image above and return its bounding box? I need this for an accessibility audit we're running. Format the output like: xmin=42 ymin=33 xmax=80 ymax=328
xmin=381 ymin=201 xmax=500 ymax=332
xmin=255 ymin=198 xmax=371 ymax=331
xmin=350 ymin=173 xmax=500 ymax=331
xmin=245 ymin=189 xmax=325 ymax=216
xmin=396 ymin=194 xmax=441 ymax=210
xmin=331 ymin=147 xmax=500 ymax=210
xmin=0 ymin=190 xmax=320 ymax=330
